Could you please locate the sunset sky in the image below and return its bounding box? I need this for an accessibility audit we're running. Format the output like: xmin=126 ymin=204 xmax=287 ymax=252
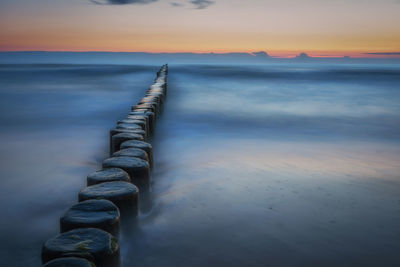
xmin=0 ymin=0 xmax=399 ymax=57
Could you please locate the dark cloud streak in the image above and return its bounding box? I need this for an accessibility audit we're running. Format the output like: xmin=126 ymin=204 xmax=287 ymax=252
xmin=170 ymin=2 xmax=185 ymax=7
xmin=90 ymin=0 xmax=215 ymax=9
xmin=190 ymin=0 xmax=214 ymax=9
xmin=90 ymin=0 xmax=157 ymax=5
xmin=365 ymin=52 xmax=400 ymax=55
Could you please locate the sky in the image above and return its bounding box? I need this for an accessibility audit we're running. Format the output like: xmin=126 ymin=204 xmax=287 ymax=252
xmin=0 ymin=0 xmax=399 ymax=57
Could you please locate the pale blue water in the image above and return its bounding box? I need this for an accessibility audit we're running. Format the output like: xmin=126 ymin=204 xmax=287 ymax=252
xmin=0 ymin=62 xmax=400 ymax=266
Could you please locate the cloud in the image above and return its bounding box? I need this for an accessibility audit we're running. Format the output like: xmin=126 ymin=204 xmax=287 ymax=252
xmin=90 ymin=0 xmax=215 ymax=9
xmin=189 ymin=0 xmax=214 ymax=9
xmin=170 ymin=2 xmax=185 ymax=7
xmin=364 ymin=52 xmax=400 ymax=55
xmin=90 ymin=0 xmax=157 ymax=5
xmin=252 ymin=51 xmax=270 ymax=57
xmin=295 ymin=52 xmax=311 ymax=59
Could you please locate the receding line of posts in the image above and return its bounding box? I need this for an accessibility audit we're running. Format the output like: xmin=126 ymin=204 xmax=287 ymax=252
xmin=41 ymin=64 xmax=168 ymax=267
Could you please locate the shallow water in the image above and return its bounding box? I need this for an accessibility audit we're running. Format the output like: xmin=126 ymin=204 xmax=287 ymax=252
xmin=0 ymin=63 xmax=400 ymax=266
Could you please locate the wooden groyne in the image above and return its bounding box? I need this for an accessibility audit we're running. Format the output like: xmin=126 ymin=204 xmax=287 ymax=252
xmin=41 ymin=64 xmax=168 ymax=267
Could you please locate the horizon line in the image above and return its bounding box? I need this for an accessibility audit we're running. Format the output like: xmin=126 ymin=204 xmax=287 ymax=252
xmin=1 ymin=50 xmax=400 ymax=59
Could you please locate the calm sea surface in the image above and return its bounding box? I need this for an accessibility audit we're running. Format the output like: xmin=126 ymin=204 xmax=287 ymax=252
xmin=0 ymin=63 xmax=399 ymax=266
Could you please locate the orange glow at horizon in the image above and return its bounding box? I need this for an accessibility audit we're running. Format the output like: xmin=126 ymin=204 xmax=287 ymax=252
xmin=1 ymin=32 xmax=398 ymax=58
xmin=1 ymin=45 xmax=398 ymax=58
xmin=0 ymin=0 xmax=399 ymax=58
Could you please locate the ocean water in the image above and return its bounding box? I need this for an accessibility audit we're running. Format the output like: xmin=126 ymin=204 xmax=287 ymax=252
xmin=0 ymin=62 xmax=400 ymax=266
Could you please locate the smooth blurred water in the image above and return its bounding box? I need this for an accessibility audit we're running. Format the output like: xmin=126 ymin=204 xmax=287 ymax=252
xmin=0 ymin=63 xmax=400 ymax=266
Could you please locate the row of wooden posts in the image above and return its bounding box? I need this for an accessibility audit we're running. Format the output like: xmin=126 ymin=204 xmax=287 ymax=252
xmin=41 ymin=65 xmax=168 ymax=267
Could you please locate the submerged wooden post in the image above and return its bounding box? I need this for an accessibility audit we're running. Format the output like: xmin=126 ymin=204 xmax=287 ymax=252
xmin=79 ymin=181 xmax=139 ymax=215
xmin=60 ymin=199 xmax=120 ymax=235
xmin=41 ymin=228 xmax=120 ymax=267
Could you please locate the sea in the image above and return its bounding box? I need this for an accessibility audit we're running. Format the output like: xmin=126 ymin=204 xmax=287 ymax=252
xmin=0 ymin=57 xmax=399 ymax=266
